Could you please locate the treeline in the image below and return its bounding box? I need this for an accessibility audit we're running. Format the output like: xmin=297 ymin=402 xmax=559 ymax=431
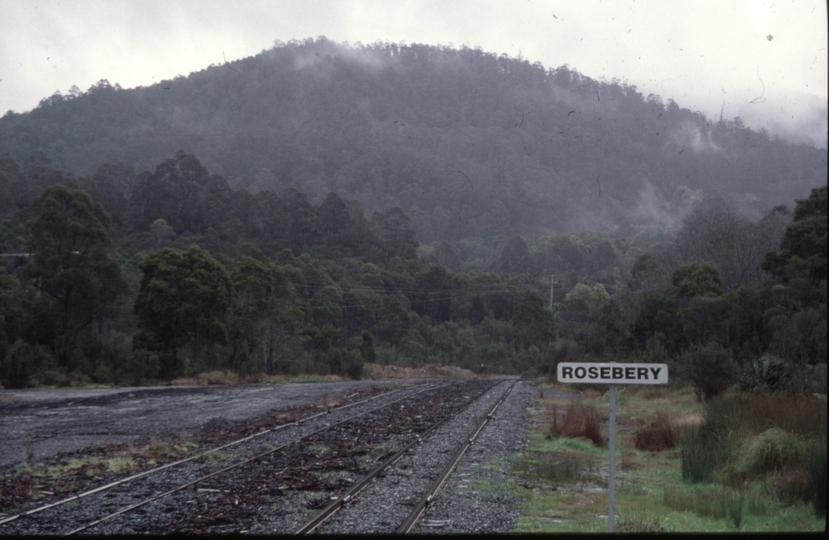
xmin=0 ymin=151 xmax=559 ymax=387
xmin=0 ymin=151 xmax=825 ymax=400
xmin=1 ymin=38 xmax=825 ymax=241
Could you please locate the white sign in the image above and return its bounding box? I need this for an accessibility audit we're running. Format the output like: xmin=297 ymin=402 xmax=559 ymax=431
xmin=557 ymin=362 xmax=668 ymax=385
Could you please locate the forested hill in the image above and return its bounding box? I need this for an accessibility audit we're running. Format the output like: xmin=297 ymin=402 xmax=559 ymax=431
xmin=0 ymin=37 xmax=825 ymax=241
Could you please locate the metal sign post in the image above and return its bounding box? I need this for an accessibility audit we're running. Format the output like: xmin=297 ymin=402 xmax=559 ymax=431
xmin=556 ymin=362 xmax=668 ymax=534
xmin=608 ymin=374 xmax=616 ymax=533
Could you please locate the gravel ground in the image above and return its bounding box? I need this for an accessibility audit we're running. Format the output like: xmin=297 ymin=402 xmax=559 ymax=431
xmin=415 ymin=380 xmax=536 ymax=534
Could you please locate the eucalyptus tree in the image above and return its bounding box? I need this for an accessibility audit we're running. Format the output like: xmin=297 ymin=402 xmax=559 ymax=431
xmin=21 ymin=185 xmax=127 ymax=370
xmin=133 ymin=245 xmax=233 ymax=378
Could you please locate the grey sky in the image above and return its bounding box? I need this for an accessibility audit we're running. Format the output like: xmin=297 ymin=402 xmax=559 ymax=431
xmin=1 ymin=0 xmax=826 ymax=145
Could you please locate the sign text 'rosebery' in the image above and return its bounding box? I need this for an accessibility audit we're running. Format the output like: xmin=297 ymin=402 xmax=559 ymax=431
xmin=557 ymin=362 xmax=668 ymax=385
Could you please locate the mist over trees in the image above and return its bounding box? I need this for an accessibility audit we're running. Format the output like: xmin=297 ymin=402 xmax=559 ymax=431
xmin=0 ymin=38 xmax=825 ymax=241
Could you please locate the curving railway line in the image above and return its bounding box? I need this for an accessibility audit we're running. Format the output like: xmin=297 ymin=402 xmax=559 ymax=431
xmin=0 ymin=378 xmax=531 ymax=535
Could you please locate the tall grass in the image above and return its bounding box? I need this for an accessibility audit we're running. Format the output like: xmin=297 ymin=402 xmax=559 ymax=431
xmin=680 ymin=426 xmax=716 ymax=483
xmin=633 ymin=414 xmax=675 ymax=451
xmin=703 ymin=393 xmax=827 ymax=440
xmin=663 ymin=485 xmax=745 ymax=528
xmin=729 ymin=427 xmax=806 ymax=480
xmin=549 ymin=403 xmax=604 ymax=446
xmin=805 ymin=442 xmax=827 ymax=516
xmin=679 ymin=392 xmax=827 ymax=516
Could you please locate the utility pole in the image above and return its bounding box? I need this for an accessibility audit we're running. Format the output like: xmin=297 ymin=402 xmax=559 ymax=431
xmin=549 ymin=274 xmax=554 ymax=311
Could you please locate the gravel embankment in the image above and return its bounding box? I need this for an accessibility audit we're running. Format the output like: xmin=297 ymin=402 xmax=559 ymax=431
xmin=309 ymin=379 xmax=534 ymax=535
xmin=415 ymin=379 xmax=536 ymax=534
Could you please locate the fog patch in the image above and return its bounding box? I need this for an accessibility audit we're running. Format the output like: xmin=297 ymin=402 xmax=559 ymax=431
xmin=630 ymin=181 xmax=684 ymax=225
xmin=290 ymin=39 xmax=390 ymax=72
xmin=735 ymin=94 xmax=828 ymax=149
xmin=668 ymin=120 xmax=722 ymax=154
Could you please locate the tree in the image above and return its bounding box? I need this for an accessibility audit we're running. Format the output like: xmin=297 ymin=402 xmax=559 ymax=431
xmin=371 ymin=207 xmax=419 ymax=260
xmin=679 ymin=341 xmax=740 ymax=401
xmin=21 ymin=185 xmax=127 ymax=369
xmin=764 ymin=185 xmax=827 ymax=284
xmin=669 ymin=262 xmax=724 ymax=300
xmin=228 ymin=255 xmax=276 ymax=374
xmin=496 ymin=235 xmax=531 ymax=275
xmin=673 ymin=205 xmax=782 ymax=290
xmin=133 ymin=245 xmax=233 ymax=378
xmin=130 ymin=151 xmax=231 ymax=235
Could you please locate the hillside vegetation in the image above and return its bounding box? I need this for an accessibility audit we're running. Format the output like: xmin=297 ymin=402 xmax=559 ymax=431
xmin=1 ymin=38 xmax=825 ymax=241
xmin=0 ymin=39 xmax=825 ymax=407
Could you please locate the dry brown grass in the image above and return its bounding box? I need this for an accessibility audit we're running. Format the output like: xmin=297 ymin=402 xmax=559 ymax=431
xmin=361 ymin=363 xmax=478 ymax=380
xmin=708 ymin=394 xmax=827 ymax=439
xmin=633 ymin=414 xmax=676 ymax=452
xmin=550 ymin=403 xmax=604 ymax=446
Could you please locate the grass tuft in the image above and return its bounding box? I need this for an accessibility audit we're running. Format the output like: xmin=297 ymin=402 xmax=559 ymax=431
xmin=549 ymin=403 xmax=604 ymax=446
xmin=616 ymin=514 xmax=667 ymax=533
xmin=730 ymin=427 xmax=805 ymax=481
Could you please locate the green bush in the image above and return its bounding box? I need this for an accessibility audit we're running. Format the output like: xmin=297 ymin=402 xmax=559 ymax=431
xmin=343 ymin=349 xmax=364 ymax=380
xmin=738 ymin=354 xmax=790 ymax=393
xmin=678 ymin=342 xmax=739 ymax=401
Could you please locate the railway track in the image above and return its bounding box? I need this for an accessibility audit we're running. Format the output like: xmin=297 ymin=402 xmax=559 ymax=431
xmin=0 ymin=378 xmax=526 ymax=535
xmin=298 ymin=379 xmax=518 ymax=535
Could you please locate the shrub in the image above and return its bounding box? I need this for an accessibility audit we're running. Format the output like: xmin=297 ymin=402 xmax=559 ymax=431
xmin=738 ymin=353 xmax=790 ymax=393
xmin=0 ymin=339 xmax=55 ymax=388
xmin=678 ymin=342 xmax=739 ymax=401
xmin=343 ymin=349 xmax=364 ymax=380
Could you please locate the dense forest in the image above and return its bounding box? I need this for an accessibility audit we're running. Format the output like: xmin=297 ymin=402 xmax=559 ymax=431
xmin=0 ymin=38 xmax=825 ymax=397
xmin=0 ymin=38 xmax=825 ymax=241
xmin=0 ymin=149 xmax=825 ymax=397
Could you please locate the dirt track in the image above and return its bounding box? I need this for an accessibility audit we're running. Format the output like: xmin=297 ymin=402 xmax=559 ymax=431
xmin=0 ymin=380 xmax=400 ymax=468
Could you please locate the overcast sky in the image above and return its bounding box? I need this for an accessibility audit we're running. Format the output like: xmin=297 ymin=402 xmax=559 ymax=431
xmin=1 ymin=0 xmax=826 ymax=145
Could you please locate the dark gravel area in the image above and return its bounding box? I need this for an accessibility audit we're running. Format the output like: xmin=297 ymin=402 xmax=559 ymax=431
xmin=0 ymin=380 xmax=397 ymax=468
xmin=0 ymin=377 xmax=539 ymax=535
